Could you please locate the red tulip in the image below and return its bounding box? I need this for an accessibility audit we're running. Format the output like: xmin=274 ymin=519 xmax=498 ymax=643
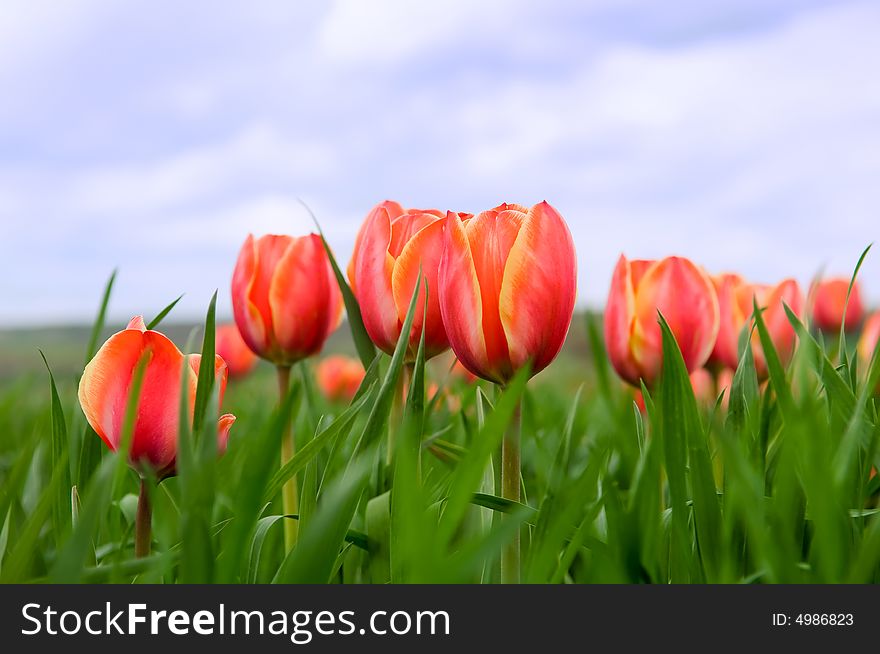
xmin=438 ymin=202 xmax=577 ymax=384
xmin=708 ymin=273 xmax=749 ymax=370
xmin=232 ymin=233 xmax=343 ymax=366
xmin=349 ymin=201 xmax=467 ymax=361
xmin=812 ymin=277 xmax=864 ymax=332
xmin=605 ymin=255 xmax=719 ymax=387
xmin=749 ymin=280 xmax=803 ymax=376
xmin=316 ymin=355 xmax=366 ymax=403
xmin=710 ymin=274 xmax=803 ymax=379
xmin=859 ymin=311 xmax=880 ymax=367
xmin=216 ymin=323 xmax=258 ymax=378
xmin=78 ymin=316 xmax=235 ymax=479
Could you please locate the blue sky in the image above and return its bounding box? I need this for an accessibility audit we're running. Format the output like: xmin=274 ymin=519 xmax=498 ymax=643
xmin=1 ymin=0 xmax=878 ymax=325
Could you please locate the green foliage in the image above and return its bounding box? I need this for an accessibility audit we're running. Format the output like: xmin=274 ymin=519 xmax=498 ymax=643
xmin=2 ymin=250 xmax=880 ymax=585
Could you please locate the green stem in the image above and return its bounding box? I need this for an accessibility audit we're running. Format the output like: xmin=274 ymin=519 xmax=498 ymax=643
xmin=278 ymin=365 xmax=298 ymax=552
xmin=501 ymin=399 xmax=522 ymax=584
xmin=134 ymin=478 xmax=152 ymax=559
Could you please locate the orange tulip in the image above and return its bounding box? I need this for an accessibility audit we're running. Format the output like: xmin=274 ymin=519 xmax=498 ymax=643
xmin=316 ymin=355 xmax=366 ymax=403
xmin=438 ymin=202 xmax=577 ymax=385
xmin=232 ymin=233 xmax=343 ymax=367
xmin=216 ymin=323 xmax=258 ymax=378
xmin=859 ymin=311 xmax=880 ymax=366
xmin=349 ymin=201 xmax=468 ymax=361
xmin=812 ymin=277 xmax=864 ymax=333
xmin=78 ymin=316 xmax=235 ymax=479
xmin=605 ymin=255 xmax=719 ymax=387
xmin=710 ymin=274 xmax=803 ymax=379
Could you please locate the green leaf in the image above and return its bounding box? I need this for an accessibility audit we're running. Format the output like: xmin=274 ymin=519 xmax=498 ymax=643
xmin=147 ymin=294 xmax=184 ymax=330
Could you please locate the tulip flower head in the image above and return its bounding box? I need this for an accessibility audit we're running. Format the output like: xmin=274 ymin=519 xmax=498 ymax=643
xmin=812 ymin=277 xmax=864 ymax=333
xmin=316 ymin=355 xmax=366 ymax=403
xmin=710 ymin=274 xmax=803 ymax=379
xmin=349 ymin=200 xmax=467 ymax=361
xmin=605 ymin=255 xmax=719 ymax=387
xmin=78 ymin=316 xmax=235 ymax=479
xmin=216 ymin=323 xmax=258 ymax=378
xmin=438 ymin=202 xmax=577 ymax=385
xmin=232 ymin=233 xmax=343 ymax=367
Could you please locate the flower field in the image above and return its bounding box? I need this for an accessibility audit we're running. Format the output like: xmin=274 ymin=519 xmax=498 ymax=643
xmin=0 ymin=202 xmax=878 ymax=585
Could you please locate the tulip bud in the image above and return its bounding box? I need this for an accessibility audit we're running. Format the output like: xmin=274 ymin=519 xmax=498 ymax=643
xmin=316 ymin=355 xmax=366 ymax=403
xmin=78 ymin=316 xmax=235 ymax=479
xmin=349 ymin=201 xmax=467 ymax=361
xmin=812 ymin=277 xmax=864 ymax=333
xmin=605 ymin=255 xmax=719 ymax=387
xmin=231 ymin=233 xmax=343 ymax=367
xmin=216 ymin=323 xmax=258 ymax=378
xmin=438 ymin=202 xmax=577 ymax=384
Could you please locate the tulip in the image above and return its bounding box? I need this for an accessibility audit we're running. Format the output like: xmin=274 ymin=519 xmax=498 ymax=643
xmin=349 ymin=201 xmax=466 ymax=361
xmin=812 ymin=277 xmax=864 ymax=333
xmin=451 ymin=358 xmax=478 ymax=384
xmin=231 ymin=233 xmax=344 ymax=367
xmin=710 ymin=274 xmax=803 ymax=379
xmin=316 ymin=355 xmax=366 ymax=403
xmin=232 ymin=232 xmax=344 ymax=552
xmin=79 ymin=316 xmax=235 ymax=477
xmin=439 ymin=201 xmax=577 ymax=583
xmin=216 ymin=323 xmax=258 ymax=378
xmin=438 ymin=202 xmax=577 ymax=385
xmin=605 ymin=255 xmax=719 ymax=388
xmin=78 ymin=316 xmax=235 ymax=557
xmin=633 ymin=368 xmax=719 ymax=413
xmin=859 ymin=312 xmax=880 ymax=368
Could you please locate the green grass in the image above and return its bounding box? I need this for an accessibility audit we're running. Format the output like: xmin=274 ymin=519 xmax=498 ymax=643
xmin=1 ymin=267 xmax=879 ymax=585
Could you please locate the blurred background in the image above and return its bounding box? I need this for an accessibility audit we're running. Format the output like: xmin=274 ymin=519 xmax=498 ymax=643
xmin=1 ymin=1 xmax=878 ymax=337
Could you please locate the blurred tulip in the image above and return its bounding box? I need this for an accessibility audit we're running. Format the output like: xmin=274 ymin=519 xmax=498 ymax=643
xmin=216 ymin=323 xmax=258 ymax=378
xmin=316 ymin=355 xmax=366 ymax=403
xmin=438 ymin=202 xmax=577 ymax=385
xmin=231 ymin=233 xmax=343 ymax=367
xmin=708 ymin=273 xmax=749 ymax=370
xmin=633 ymin=368 xmax=719 ymax=412
xmin=349 ymin=201 xmax=467 ymax=361
xmin=605 ymin=255 xmax=719 ymax=387
xmin=812 ymin=277 xmax=864 ymax=333
xmin=859 ymin=311 xmax=880 ymax=366
xmin=690 ymin=368 xmax=715 ymax=405
xmin=711 ymin=274 xmax=803 ymax=379
xmin=78 ymin=316 xmax=235 ymax=479
xmin=451 ymin=359 xmax=478 ymax=384
xmin=716 ymin=368 xmax=734 ymax=409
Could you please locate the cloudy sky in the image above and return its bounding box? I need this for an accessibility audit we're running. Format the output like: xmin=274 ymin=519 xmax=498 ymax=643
xmin=1 ymin=0 xmax=878 ymax=326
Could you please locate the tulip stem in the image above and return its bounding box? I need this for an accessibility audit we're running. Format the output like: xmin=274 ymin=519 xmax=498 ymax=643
xmin=501 ymin=400 xmax=522 ymax=584
xmin=134 ymin=478 xmax=152 ymax=559
xmin=277 ymin=364 xmax=298 ymax=553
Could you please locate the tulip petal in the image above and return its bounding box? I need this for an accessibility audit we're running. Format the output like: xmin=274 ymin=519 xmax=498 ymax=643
xmin=710 ymin=273 xmax=747 ymax=370
xmin=631 ymin=257 xmax=719 ymax=382
xmin=391 ymin=216 xmax=448 ymax=357
xmin=231 ymin=235 xmax=270 ymax=357
xmin=217 ymin=414 xmax=236 ymax=456
xmin=464 ymin=209 xmax=524 ymax=378
xmin=348 ymin=200 xmax=405 ymax=294
xmin=78 ymin=329 xmax=146 ymax=452
xmin=351 ymin=207 xmax=400 ymax=354
xmin=439 ymin=213 xmax=492 ymax=381
xmin=269 ymin=234 xmax=340 ymax=363
xmin=603 ymin=255 xmax=642 ymax=386
xmin=499 ymin=202 xmax=577 ymax=376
